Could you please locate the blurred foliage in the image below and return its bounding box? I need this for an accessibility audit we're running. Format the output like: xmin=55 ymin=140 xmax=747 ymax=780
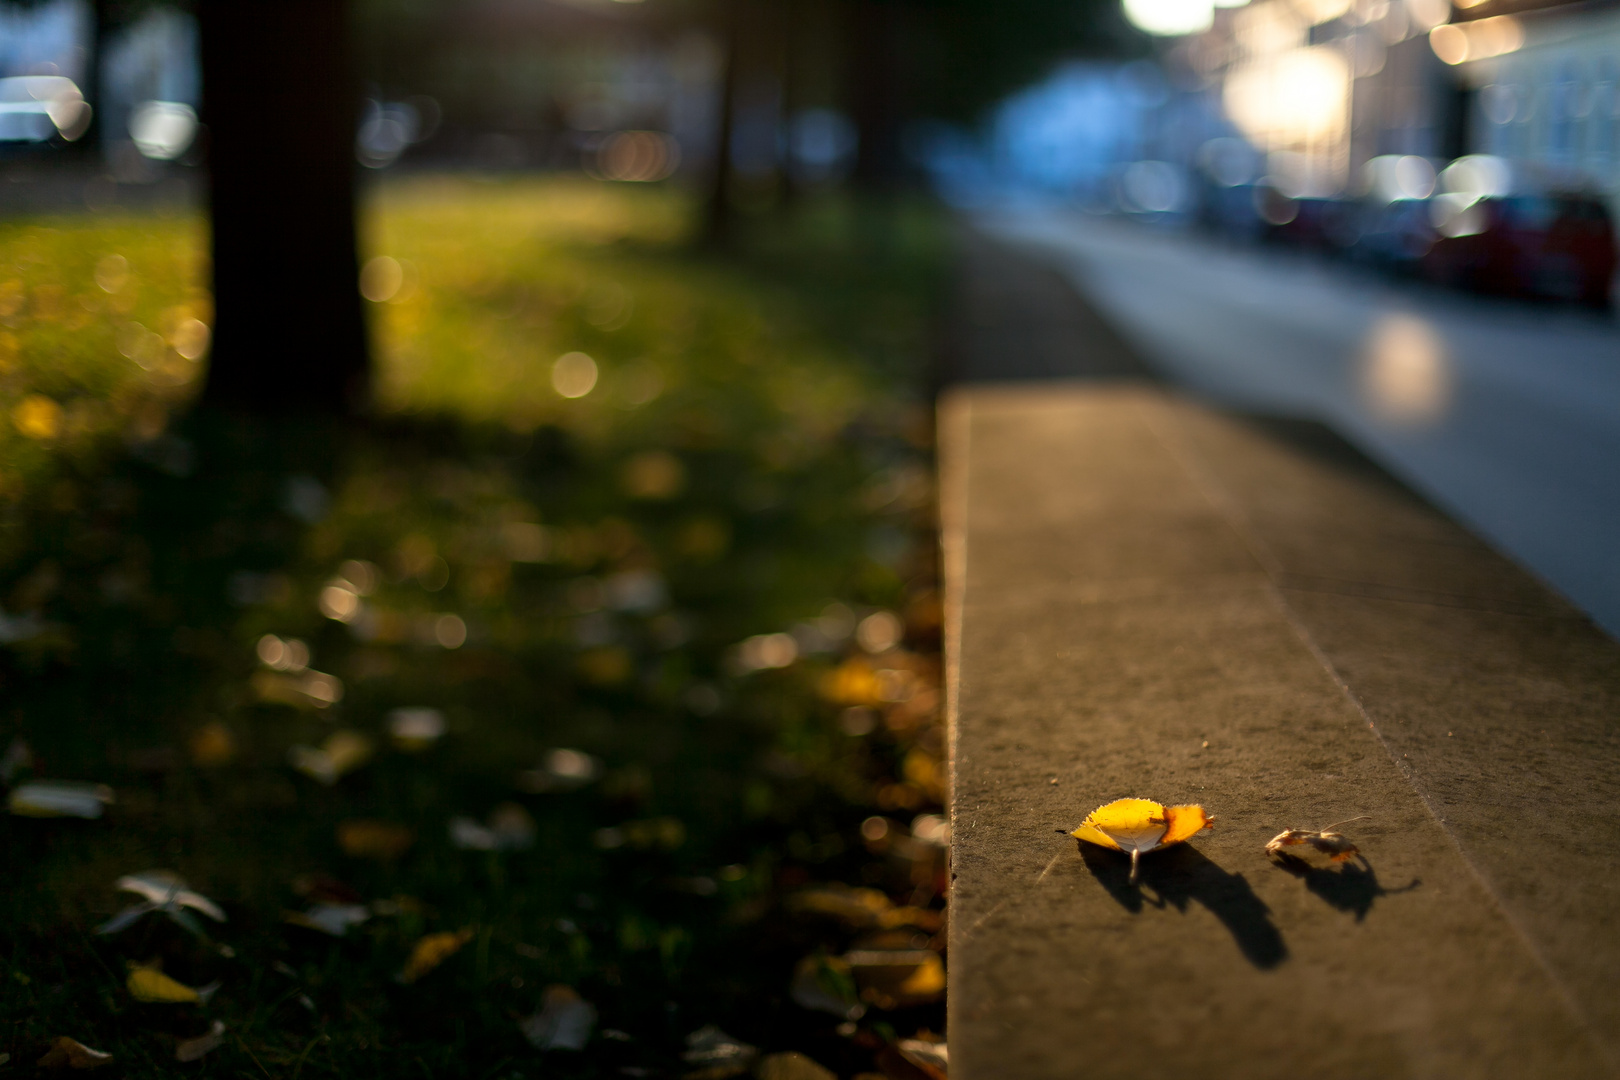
xmin=0 ymin=178 xmax=951 ymax=1077
xmin=912 ymin=0 xmax=1145 ymax=122
xmin=352 ymin=0 xmax=1140 ymax=137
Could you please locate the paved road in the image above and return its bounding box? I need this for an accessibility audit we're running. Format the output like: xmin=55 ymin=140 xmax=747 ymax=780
xmin=979 ymin=209 xmax=1620 ymax=639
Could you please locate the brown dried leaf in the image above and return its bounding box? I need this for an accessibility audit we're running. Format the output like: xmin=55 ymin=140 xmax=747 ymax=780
xmin=337 ymin=819 xmax=415 ymax=860
xmin=38 ymin=1037 xmax=114 ymax=1070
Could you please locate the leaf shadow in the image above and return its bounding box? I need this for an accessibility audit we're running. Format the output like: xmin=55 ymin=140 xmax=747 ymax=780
xmin=1270 ymin=855 xmax=1421 ymax=921
xmin=1079 ymin=841 xmax=1287 ymax=969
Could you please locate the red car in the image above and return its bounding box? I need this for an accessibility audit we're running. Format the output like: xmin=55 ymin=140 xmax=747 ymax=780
xmin=1425 ymin=183 xmax=1617 ymax=310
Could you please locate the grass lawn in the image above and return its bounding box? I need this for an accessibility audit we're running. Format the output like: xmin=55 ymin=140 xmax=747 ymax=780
xmin=0 ymin=177 xmax=950 ymax=1079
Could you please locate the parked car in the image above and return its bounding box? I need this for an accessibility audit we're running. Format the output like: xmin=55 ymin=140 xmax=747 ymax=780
xmin=1348 ymin=195 xmax=1438 ymax=273
xmin=1423 ymin=156 xmax=1617 ymax=309
xmin=1254 ymin=186 xmax=1358 ymax=252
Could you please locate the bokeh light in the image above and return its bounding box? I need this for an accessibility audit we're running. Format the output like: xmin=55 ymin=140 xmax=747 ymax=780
xmin=551 ymin=351 xmax=599 ymax=399
xmin=1361 ymin=314 xmax=1451 ymax=425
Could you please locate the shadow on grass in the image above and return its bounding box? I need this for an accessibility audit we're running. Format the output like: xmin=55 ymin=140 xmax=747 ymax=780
xmin=1079 ymin=842 xmax=1287 ymax=969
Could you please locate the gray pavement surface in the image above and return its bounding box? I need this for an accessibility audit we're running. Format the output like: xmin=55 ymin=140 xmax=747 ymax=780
xmin=940 ymin=232 xmax=1620 ymax=1078
xmin=975 ymin=210 xmax=1620 ymax=639
xmin=944 ymin=384 xmax=1620 ymax=1079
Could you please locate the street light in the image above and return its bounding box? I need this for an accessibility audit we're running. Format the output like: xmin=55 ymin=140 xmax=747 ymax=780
xmin=1123 ymin=0 xmax=1249 ymax=37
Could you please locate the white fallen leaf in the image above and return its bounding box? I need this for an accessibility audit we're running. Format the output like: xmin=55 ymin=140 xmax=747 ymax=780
xmin=448 ymin=816 xmax=496 ymax=850
xmin=896 ymin=1038 xmax=948 ymax=1074
xmin=387 ymin=707 xmax=445 ymax=750
xmin=8 ymin=780 xmax=114 ymax=819
xmin=284 ymin=903 xmax=371 ymax=937
xmin=288 ymin=731 xmax=373 ymax=785
xmin=116 ymin=870 xmax=227 ymax=921
xmin=520 ymin=985 xmax=596 ymax=1051
xmin=683 ymin=1025 xmax=757 ymax=1072
xmin=449 ymin=803 xmax=535 ymax=851
xmin=176 ymin=1021 xmax=226 ymax=1063
xmin=516 ymin=748 xmax=600 ymax=793
xmin=97 ymin=870 xmax=226 ymax=938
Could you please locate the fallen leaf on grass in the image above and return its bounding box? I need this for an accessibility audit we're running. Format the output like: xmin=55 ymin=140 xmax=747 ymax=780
xmin=291 ymin=873 xmax=361 ymax=904
xmin=592 ymin=816 xmax=685 ymax=851
xmin=520 ymin=984 xmax=597 ymax=1050
xmin=387 ymin=707 xmax=445 ymax=751
xmin=757 ymin=1052 xmax=836 ymax=1080
xmin=790 ymin=954 xmax=864 ymax=1020
xmin=399 ymin=929 xmax=473 ymax=984
xmin=516 ymin=748 xmax=601 ymax=793
xmin=8 ymin=780 xmax=114 ymax=819
xmin=845 ymin=948 xmax=945 ymax=1010
xmin=448 ymin=802 xmax=536 ymax=851
xmin=253 ymin=669 xmax=344 ymax=710
xmin=127 ymin=962 xmax=218 ymax=1004
xmin=97 ymin=870 xmax=226 ymax=937
xmin=895 ymin=1038 xmax=947 ymax=1079
xmin=288 ymin=731 xmax=373 ymax=785
xmin=188 ymin=723 xmax=235 ymax=766
xmin=787 ymin=884 xmax=941 ymax=932
xmin=682 ymin=1025 xmax=757 ymax=1078
xmin=175 ymin=1021 xmax=226 ymax=1063
xmin=38 ymin=1037 xmax=113 ymax=1070
xmin=1266 ymin=817 xmax=1369 ymax=867
xmin=283 ymin=903 xmax=371 ymax=937
xmin=337 ymin=819 xmax=415 ymax=860
xmin=1069 ymin=798 xmax=1213 ymax=884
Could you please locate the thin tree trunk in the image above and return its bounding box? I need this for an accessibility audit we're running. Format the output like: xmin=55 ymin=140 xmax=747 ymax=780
xmin=85 ymin=0 xmax=107 ymax=150
xmin=703 ymin=0 xmax=740 ymax=246
xmin=198 ymin=0 xmax=369 ymax=415
xmin=847 ymin=0 xmax=902 ymax=193
xmin=777 ymin=0 xmax=800 ymax=208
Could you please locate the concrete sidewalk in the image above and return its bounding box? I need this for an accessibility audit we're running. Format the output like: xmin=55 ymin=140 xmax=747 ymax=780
xmin=940 ymin=233 xmax=1620 ymax=1079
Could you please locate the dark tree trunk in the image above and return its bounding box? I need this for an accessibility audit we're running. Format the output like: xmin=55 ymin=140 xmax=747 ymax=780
xmin=847 ymin=0 xmax=903 ymax=192
xmin=198 ymin=0 xmax=369 ymax=415
xmin=82 ymin=0 xmax=108 ymax=153
xmin=775 ymin=0 xmax=799 ymax=208
xmin=703 ymin=0 xmax=740 ymax=246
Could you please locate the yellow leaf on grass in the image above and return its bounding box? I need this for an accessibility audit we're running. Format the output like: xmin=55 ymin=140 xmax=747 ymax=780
xmin=127 ymin=963 xmax=208 ymax=1004
xmin=1070 ymin=798 xmax=1213 ymax=883
xmin=188 ymin=723 xmax=235 ymax=767
xmin=337 ymin=819 xmax=416 ymax=860
xmin=400 ymin=928 xmax=473 ymax=984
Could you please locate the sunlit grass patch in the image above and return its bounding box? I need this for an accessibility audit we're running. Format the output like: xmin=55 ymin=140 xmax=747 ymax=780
xmin=362 ymin=176 xmax=884 ymax=461
xmin=0 ymin=213 xmax=209 ymax=500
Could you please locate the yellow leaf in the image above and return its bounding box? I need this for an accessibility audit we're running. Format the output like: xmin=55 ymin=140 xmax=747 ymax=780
xmin=13 ymin=395 xmax=62 ymax=440
xmin=127 ymin=964 xmax=202 ymax=1004
xmin=336 ymin=819 xmax=415 ymax=860
xmin=820 ymin=657 xmax=882 ymax=706
xmin=188 ymin=722 xmax=235 ymax=767
xmin=1070 ymin=797 xmax=1213 ymax=883
xmin=400 ymin=928 xmax=473 ymax=984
